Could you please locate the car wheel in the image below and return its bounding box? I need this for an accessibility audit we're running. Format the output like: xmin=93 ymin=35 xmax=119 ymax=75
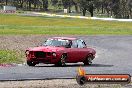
xmin=27 ymin=60 xmax=36 ymax=66
xmin=56 ymin=54 xmax=67 ymax=66
xmin=83 ymin=54 xmax=93 ymax=65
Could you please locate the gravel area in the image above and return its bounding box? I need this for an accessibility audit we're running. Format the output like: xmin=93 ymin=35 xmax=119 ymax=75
xmin=0 ymin=79 xmax=131 ymax=88
xmin=0 ymin=35 xmax=49 ymax=51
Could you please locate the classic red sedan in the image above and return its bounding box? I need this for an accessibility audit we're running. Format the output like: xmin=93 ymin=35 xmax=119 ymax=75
xmin=25 ymin=37 xmax=96 ymax=66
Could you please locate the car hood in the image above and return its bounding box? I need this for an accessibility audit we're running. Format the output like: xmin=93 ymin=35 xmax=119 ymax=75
xmin=28 ymin=46 xmax=65 ymax=52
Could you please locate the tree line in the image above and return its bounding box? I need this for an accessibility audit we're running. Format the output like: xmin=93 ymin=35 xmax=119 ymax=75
xmin=0 ymin=0 xmax=132 ymax=18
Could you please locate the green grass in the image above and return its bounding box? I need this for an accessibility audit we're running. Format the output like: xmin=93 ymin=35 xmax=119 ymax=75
xmin=0 ymin=14 xmax=132 ymax=35
xmin=0 ymin=50 xmax=23 ymax=64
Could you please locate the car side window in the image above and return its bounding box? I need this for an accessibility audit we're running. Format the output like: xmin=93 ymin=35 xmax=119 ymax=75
xmin=82 ymin=41 xmax=87 ymax=48
xmin=77 ymin=40 xmax=86 ymax=48
xmin=71 ymin=40 xmax=78 ymax=48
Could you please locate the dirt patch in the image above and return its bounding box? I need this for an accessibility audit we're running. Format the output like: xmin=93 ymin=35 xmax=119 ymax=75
xmin=0 ymin=35 xmax=48 ymax=51
xmin=0 ymin=79 xmax=129 ymax=88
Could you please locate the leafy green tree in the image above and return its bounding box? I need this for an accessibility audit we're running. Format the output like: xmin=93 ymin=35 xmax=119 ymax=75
xmin=127 ymin=0 xmax=132 ymax=18
xmin=51 ymin=0 xmax=58 ymax=6
xmin=77 ymin=0 xmax=94 ymax=16
xmin=42 ymin=0 xmax=48 ymax=11
xmin=61 ymin=0 xmax=73 ymax=13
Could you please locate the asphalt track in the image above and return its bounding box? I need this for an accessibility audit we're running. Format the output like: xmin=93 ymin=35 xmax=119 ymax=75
xmin=0 ymin=36 xmax=132 ymax=81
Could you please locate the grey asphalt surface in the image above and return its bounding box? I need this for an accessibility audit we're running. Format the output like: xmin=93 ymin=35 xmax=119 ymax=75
xmin=0 ymin=36 xmax=132 ymax=81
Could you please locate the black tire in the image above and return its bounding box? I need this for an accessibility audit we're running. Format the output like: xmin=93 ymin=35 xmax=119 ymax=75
xmin=27 ymin=60 xmax=36 ymax=66
xmin=55 ymin=54 xmax=67 ymax=66
xmin=83 ymin=54 xmax=93 ymax=66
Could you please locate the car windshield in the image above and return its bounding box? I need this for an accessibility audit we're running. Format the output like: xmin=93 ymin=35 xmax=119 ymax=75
xmin=43 ymin=39 xmax=70 ymax=47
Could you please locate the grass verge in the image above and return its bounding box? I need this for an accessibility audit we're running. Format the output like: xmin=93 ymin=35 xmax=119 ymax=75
xmin=0 ymin=50 xmax=23 ymax=64
xmin=0 ymin=14 xmax=132 ymax=35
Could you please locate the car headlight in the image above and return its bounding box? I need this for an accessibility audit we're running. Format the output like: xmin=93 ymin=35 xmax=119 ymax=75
xmin=52 ymin=52 xmax=56 ymax=57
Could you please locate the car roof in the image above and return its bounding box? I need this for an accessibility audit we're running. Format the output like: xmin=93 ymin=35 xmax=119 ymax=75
xmin=49 ymin=37 xmax=77 ymax=40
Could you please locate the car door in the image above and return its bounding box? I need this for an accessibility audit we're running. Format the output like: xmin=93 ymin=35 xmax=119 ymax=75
xmin=66 ymin=40 xmax=79 ymax=63
xmin=76 ymin=39 xmax=88 ymax=61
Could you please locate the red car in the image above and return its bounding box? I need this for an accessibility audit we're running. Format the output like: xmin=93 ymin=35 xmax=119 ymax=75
xmin=25 ymin=37 xmax=96 ymax=66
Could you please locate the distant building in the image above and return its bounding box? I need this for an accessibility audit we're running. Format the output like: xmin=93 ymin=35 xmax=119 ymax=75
xmin=0 ymin=6 xmax=16 ymax=13
xmin=3 ymin=6 xmax=16 ymax=11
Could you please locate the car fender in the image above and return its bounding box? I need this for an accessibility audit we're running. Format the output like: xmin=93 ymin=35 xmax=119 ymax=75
xmin=56 ymin=50 xmax=67 ymax=59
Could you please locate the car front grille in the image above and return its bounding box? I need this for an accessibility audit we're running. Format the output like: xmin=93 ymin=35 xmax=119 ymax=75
xmin=34 ymin=51 xmax=46 ymax=58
